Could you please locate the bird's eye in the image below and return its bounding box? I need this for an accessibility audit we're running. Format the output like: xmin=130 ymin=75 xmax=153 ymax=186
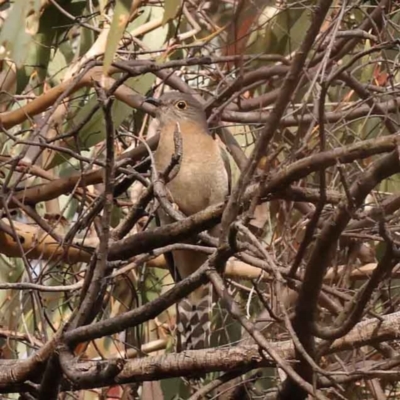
xmin=175 ymin=100 xmax=187 ymax=110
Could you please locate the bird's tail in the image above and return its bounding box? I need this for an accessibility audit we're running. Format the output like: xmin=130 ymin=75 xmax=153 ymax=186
xmin=176 ymin=283 xmax=212 ymax=351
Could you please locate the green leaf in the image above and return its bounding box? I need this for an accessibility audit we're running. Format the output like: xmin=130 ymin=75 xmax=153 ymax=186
xmin=16 ymin=0 xmax=87 ymax=93
xmin=79 ymin=16 xmax=96 ymax=57
xmin=46 ymin=73 xmax=156 ymax=169
xmin=48 ymin=43 xmax=69 ymax=86
xmin=160 ymin=377 xmax=190 ymax=400
xmin=127 ymin=5 xmax=151 ymax=32
xmin=142 ymin=7 xmax=170 ymax=51
xmin=0 ymin=0 xmax=41 ymax=68
xmin=103 ymin=0 xmax=132 ymax=75
xmin=162 ymin=0 xmax=180 ymax=26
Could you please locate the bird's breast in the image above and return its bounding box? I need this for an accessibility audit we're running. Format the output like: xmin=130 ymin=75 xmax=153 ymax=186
xmin=154 ymin=126 xmax=229 ymax=216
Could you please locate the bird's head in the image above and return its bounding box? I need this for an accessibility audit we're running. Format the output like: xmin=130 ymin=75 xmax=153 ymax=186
xmin=145 ymin=92 xmax=208 ymax=129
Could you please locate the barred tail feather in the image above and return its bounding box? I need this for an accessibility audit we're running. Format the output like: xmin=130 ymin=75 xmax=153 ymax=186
xmin=176 ymin=284 xmax=212 ymax=351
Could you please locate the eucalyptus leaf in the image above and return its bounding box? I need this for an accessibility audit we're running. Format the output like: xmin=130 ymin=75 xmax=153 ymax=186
xmin=0 ymin=0 xmax=41 ymax=68
xmin=162 ymin=0 xmax=181 ymax=26
xmin=46 ymin=73 xmax=156 ymax=169
xmin=16 ymin=0 xmax=87 ymax=93
xmin=103 ymin=0 xmax=132 ymax=75
xmin=127 ymin=6 xmax=151 ymax=32
xmin=142 ymin=7 xmax=170 ymax=51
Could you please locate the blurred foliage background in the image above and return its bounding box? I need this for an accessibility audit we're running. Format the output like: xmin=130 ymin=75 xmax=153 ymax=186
xmin=0 ymin=0 xmax=399 ymax=399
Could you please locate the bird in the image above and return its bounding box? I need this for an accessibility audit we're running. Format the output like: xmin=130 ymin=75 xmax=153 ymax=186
xmin=147 ymin=91 xmax=231 ymax=351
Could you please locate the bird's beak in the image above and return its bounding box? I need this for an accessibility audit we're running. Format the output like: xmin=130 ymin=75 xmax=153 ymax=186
xmin=145 ymin=97 xmax=162 ymax=107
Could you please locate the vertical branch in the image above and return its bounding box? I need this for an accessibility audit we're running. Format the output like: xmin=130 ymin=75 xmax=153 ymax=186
xmin=69 ymin=83 xmax=115 ymax=329
xmin=220 ymin=0 xmax=334 ymax=247
xmin=38 ymin=83 xmax=116 ymax=400
xmin=281 ymin=151 xmax=400 ymax=400
xmin=288 ymin=82 xmax=328 ymax=277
